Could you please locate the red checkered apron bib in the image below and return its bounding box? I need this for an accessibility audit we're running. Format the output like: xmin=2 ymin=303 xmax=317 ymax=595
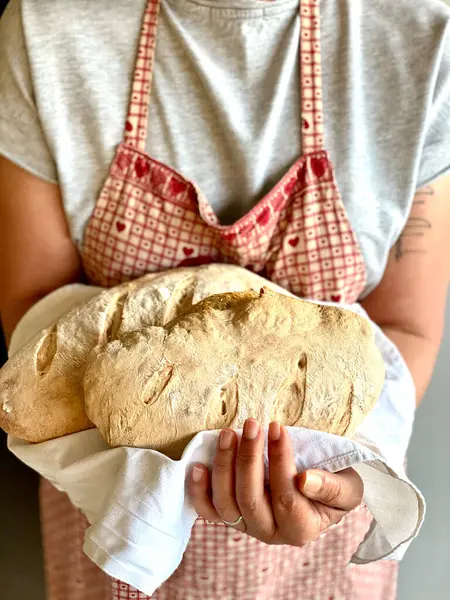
xmin=40 ymin=0 xmax=398 ymax=597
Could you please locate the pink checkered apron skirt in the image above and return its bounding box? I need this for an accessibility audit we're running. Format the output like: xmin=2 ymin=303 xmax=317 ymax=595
xmin=39 ymin=0 xmax=398 ymax=597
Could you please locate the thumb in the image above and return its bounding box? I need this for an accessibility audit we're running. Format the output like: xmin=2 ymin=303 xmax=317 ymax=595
xmin=298 ymin=468 xmax=364 ymax=511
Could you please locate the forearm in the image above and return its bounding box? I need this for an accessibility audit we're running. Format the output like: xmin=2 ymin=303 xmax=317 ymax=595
xmin=1 ymin=250 xmax=83 ymax=348
xmin=1 ymin=299 xmax=42 ymax=349
xmin=0 ymin=157 xmax=83 ymax=347
xmin=380 ymin=326 xmax=442 ymax=406
xmin=361 ymin=180 xmax=450 ymax=407
xmin=1 ymin=292 xmax=65 ymax=349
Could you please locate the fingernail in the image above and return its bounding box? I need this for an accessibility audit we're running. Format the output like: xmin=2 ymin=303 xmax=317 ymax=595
xmin=269 ymin=421 xmax=281 ymax=442
xmin=192 ymin=466 xmax=203 ymax=483
xmin=244 ymin=419 xmax=259 ymax=440
xmin=303 ymin=471 xmax=323 ymax=494
xmin=219 ymin=430 xmax=233 ymax=450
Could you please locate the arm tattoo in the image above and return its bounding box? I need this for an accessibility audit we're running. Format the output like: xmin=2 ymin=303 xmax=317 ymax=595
xmin=412 ymin=186 xmax=435 ymax=206
xmin=395 ymin=187 xmax=434 ymax=261
xmin=415 ymin=186 xmax=435 ymax=196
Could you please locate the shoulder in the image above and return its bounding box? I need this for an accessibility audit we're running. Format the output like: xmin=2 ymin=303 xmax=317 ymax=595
xmin=9 ymin=0 xmax=146 ymax=46
xmin=361 ymin=0 xmax=450 ymax=26
xmin=327 ymin=0 xmax=450 ymax=108
xmin=19 ymin=0 xmax=137 ymax=18
xmin=322 ymin=0 xmax=450 ymax=51
xmin=322 ymin=0 xmax=450 ymax=90
xmin=364 ymin=0 xmax=450 ymax=80
xmin=6 ymin=0 xmax=147 ymax=87
xmin=359 ymin=0 xmax=450 ymax=60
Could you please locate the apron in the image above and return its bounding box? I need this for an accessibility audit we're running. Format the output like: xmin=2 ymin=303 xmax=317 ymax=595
xmin=40 ymin=0 xmax=398 ymax=597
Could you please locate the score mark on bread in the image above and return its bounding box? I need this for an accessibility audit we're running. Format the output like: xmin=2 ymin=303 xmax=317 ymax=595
xmin=270 ymin=353 xmax=307 ymax=427
xmin=36 ymin=325 xmax=58 ymax=377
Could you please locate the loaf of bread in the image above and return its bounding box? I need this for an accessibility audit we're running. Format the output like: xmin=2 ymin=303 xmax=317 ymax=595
xmin=0 ymin=264 xmax=384 ymax=455
xmin=84 ymin=287 xmax=385 ymax=458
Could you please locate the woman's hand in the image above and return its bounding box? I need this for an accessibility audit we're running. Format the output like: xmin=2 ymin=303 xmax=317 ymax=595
xmin=188 ymin=419 xmax=363 ymax=546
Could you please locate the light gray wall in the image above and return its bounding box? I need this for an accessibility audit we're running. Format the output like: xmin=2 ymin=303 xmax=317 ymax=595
xmin=398 ymin=294 xmax=450 ymax=599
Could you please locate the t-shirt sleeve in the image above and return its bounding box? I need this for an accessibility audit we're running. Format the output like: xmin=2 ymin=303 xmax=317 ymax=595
xmin=417 ymin=21 xmax=450 ymax=188
xmin=0 ymin=0 xmax=57 ymax=183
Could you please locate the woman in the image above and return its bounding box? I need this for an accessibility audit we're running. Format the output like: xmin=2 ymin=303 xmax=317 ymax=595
xmin=1 ymin=0 xmax=449 ymax=598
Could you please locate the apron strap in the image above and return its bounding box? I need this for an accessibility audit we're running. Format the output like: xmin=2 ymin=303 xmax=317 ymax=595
xmin=300 ymin=0 xmax=325 ymax=153
xmin=123 ymin=0 xmax=324 ymax=154
xmin=123 ymin=0 xmax=162 ymax=151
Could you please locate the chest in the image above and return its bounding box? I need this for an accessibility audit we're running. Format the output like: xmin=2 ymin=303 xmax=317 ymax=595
xmin=28 ymin=0 xmax=423 ymax=296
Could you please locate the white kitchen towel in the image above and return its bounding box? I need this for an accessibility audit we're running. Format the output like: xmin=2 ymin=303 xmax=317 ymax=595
xmin=7 ymin=284 xmax=425 ymax=597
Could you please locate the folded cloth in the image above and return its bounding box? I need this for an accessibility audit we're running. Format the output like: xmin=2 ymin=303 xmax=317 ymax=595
xmin=7 ymin=284 xmax=425 ymax=597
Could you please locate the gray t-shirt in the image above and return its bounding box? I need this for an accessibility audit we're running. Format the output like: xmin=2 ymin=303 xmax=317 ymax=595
xmin=1 ymin=0 xmax=450 ymax=297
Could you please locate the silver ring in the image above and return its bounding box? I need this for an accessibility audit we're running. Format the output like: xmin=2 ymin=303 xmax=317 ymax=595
xmin=222 ymin=515 xmax=244 ymax=527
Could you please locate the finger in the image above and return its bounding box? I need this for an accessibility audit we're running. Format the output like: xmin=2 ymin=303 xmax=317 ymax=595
xmin=298 ymin=468 xmax=364 ymax=511
xmin=235 ymin=419 xmax=275 ymax=539
xmin=268 ymin=423 xmax=309 ymax=538
xmin=188 ymin=464 xmax=221 ymax=523
xmin=212 ymin=429 xmax=246 ymax=531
